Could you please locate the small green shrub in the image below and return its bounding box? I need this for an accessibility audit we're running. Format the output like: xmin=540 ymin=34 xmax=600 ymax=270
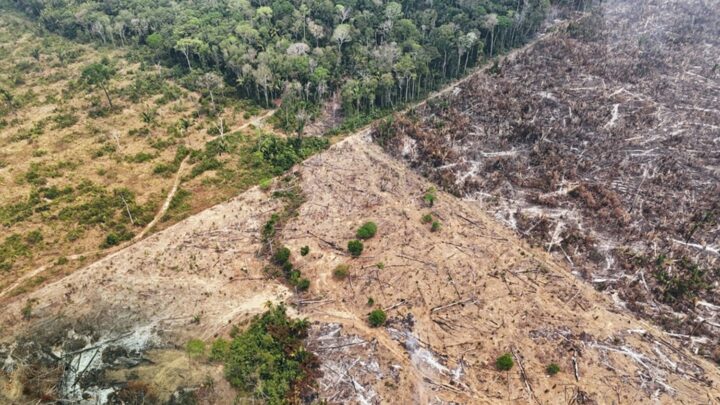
xmin=259 ymin=178 xmax=272 ymax=191
xmin=546 ymin=363 xmax=560 ymax=376
xmin=333 ymin=264 xmax=350 ymax=280
xmin=300 ymin=246 xmax=310 ymax=256
xmin=423 ymin=187 xmax=437 ymax=207
xmin=356 ymin=221 xmax=377 ymax=239
xmin=296 ymin=278 xmax=310 ymax=291
xmin=348 ymin=240 xmax=364 ymax=257
xmin=273 ymin=246 xmax=291 ymax=265
xmin=366 ymin=297 xmax=375 ymax=306
xmin=421 ymin=213 xmax=433 ymax=224
xmin=185 ymin=339 xmax=206 ymax=358
xmin=495 ymin=353 xmax=514 ymax=371
xmin=368 ymin=309 xmax=387 ymax=327
xmin=126 ymin=152 xmax=155 ymax=163
xmin=431 ymin=221 xmax=441 ymax=232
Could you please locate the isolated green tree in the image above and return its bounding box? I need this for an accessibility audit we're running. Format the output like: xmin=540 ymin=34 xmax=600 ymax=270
xmin=81 ymin=61 xmax=116 ymax=109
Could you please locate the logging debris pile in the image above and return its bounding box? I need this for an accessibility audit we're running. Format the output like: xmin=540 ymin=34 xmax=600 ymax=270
xmin=375 ymin=0 xmax=720 ymax=354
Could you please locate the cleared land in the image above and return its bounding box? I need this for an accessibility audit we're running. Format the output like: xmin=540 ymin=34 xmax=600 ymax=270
xmin=2 ymin=135 xmax=720 ymax=403
xmin=376 ymin=0 xmax=720 ymax=354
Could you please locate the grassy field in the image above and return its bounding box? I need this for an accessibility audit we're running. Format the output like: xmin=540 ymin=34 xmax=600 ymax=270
xmin=0 ymin=11 xmax=328 ymax=296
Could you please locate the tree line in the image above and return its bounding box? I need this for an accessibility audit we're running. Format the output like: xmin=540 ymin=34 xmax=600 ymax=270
xmin=6 ymin=0 xmax=596 ymax=129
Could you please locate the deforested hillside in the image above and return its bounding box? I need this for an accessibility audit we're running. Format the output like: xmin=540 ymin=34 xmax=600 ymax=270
xmin=2 ymin=134 xmax=720 ymax=404
xmin=375 ymin=0 xmax=720 ymax=356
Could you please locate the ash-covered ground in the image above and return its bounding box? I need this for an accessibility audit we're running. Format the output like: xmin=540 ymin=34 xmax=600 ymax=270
xmin=375 ymin=0 xmax=720 ymax=353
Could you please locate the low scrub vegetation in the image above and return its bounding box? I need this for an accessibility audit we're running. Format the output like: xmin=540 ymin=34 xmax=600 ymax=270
xmin=356 ymin=221 xmax=378 ymax=240
xmin=368 ymin=309 xmax=387 ymax=327
xmin=495 ymin=353 xmax=514 ymax=371
xmin=347 ymin=240 xmax=364 ymax=258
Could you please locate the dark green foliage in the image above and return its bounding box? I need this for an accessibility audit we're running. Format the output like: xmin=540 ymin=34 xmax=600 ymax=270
xmin=296 ymin=278 xmax=311 ymax=291
xmin=101 ymin=226 xmax=134 ymax=248
xmin=300 ymin=246 xmax=310 ymax=256
xmin=421 ymin=214 xmax=433 ymax=224
xmin=273 ymin=246 xmax=291 ymax=265
xmin=546 ymin=363 xmax=560 ymax=375
xmin=262 ymin=213 xmax=280 ymax=241
xmin=431 ymin=221 xmax=441 ymax=232
xmin=347 ymin=240 xmax=364 ymax=258
xmin=216 ymin=304 xmax=320 ymax=403
xmin=356 ymin=221 xmax=378 ymax=240
xmin=11 ymin=0 xmax=563 ymax=122
xmin=252 ymin=135 xmax=329 ymax=175
xmin=368 ymin=309 xmax=387 ymax=327
xmin=80 ymin=60 xmax=115 ymax=108
xmin=495 ymin=353 xmax=514 ymax=371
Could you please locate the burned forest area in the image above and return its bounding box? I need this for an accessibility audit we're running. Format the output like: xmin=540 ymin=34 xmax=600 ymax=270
xmin=375 ymin=0 xmax=720 ymax=353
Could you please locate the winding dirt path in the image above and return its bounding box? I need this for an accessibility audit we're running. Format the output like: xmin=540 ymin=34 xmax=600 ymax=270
xmin=0 ymin=156 xmax=191 ymax=299
xmin=134 ymin=155 xmax=189 ymax=241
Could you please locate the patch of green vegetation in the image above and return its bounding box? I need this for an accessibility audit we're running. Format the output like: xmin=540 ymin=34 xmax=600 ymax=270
xmin=300 ymin=246 xmax=310 ymax=256
xmin=0 ymin=233 xmax=32 ymax=271
xmin=185 ymin=339 xmax=206 ymax=358
xmin=251 ymin=135 xmax=329 ymax=176
xmin=421 ymin=213 xmax=433 ymax=224
xmin=163 ymin=188 xmax=192 ymax=222
xmin=211 ymin=304 xmax=320 ymax=403
xmin=23 ymin=160 xmax=78 ymax=186
xmin=333 ymin=264 xmax=350 ymax=280
xmin=654 ymin=255 xmax=711 ymax=304
xmin=262 ymin=213 xmax=280 ymax=242
xmin=368 ymin=309 xmax=387 ymax=327
xmin=546 ymin=363 xmax=560 ymax=376
xmin=125 ymin=151 xmax=156 ymax=163
xmin=356 ymin=221 xmax=378 ymax=240
xmin=431 ymin=221 xmax=441 ymax=232
xmin=348 ymin=240 xmax=364 ymax=258
xmin=495 ymin=353 xmax=514 ymax=371
xmin=52 ymin=112 xmax=78 ymax=129
xmin=424 ymin=186 xmax=438 ymax=207
xmin=208 ymin=338 xmax=229 ymax=362
xmin=273 ymin=246 xmax=291 ymax=266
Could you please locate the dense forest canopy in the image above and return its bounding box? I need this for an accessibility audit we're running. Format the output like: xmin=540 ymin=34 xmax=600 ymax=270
xmin=4 ymin=0 xmax=592 ymax=128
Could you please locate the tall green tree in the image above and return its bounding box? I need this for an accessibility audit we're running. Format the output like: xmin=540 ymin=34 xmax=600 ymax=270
xmin=81 ymin=61 xmax=115 ymax=109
